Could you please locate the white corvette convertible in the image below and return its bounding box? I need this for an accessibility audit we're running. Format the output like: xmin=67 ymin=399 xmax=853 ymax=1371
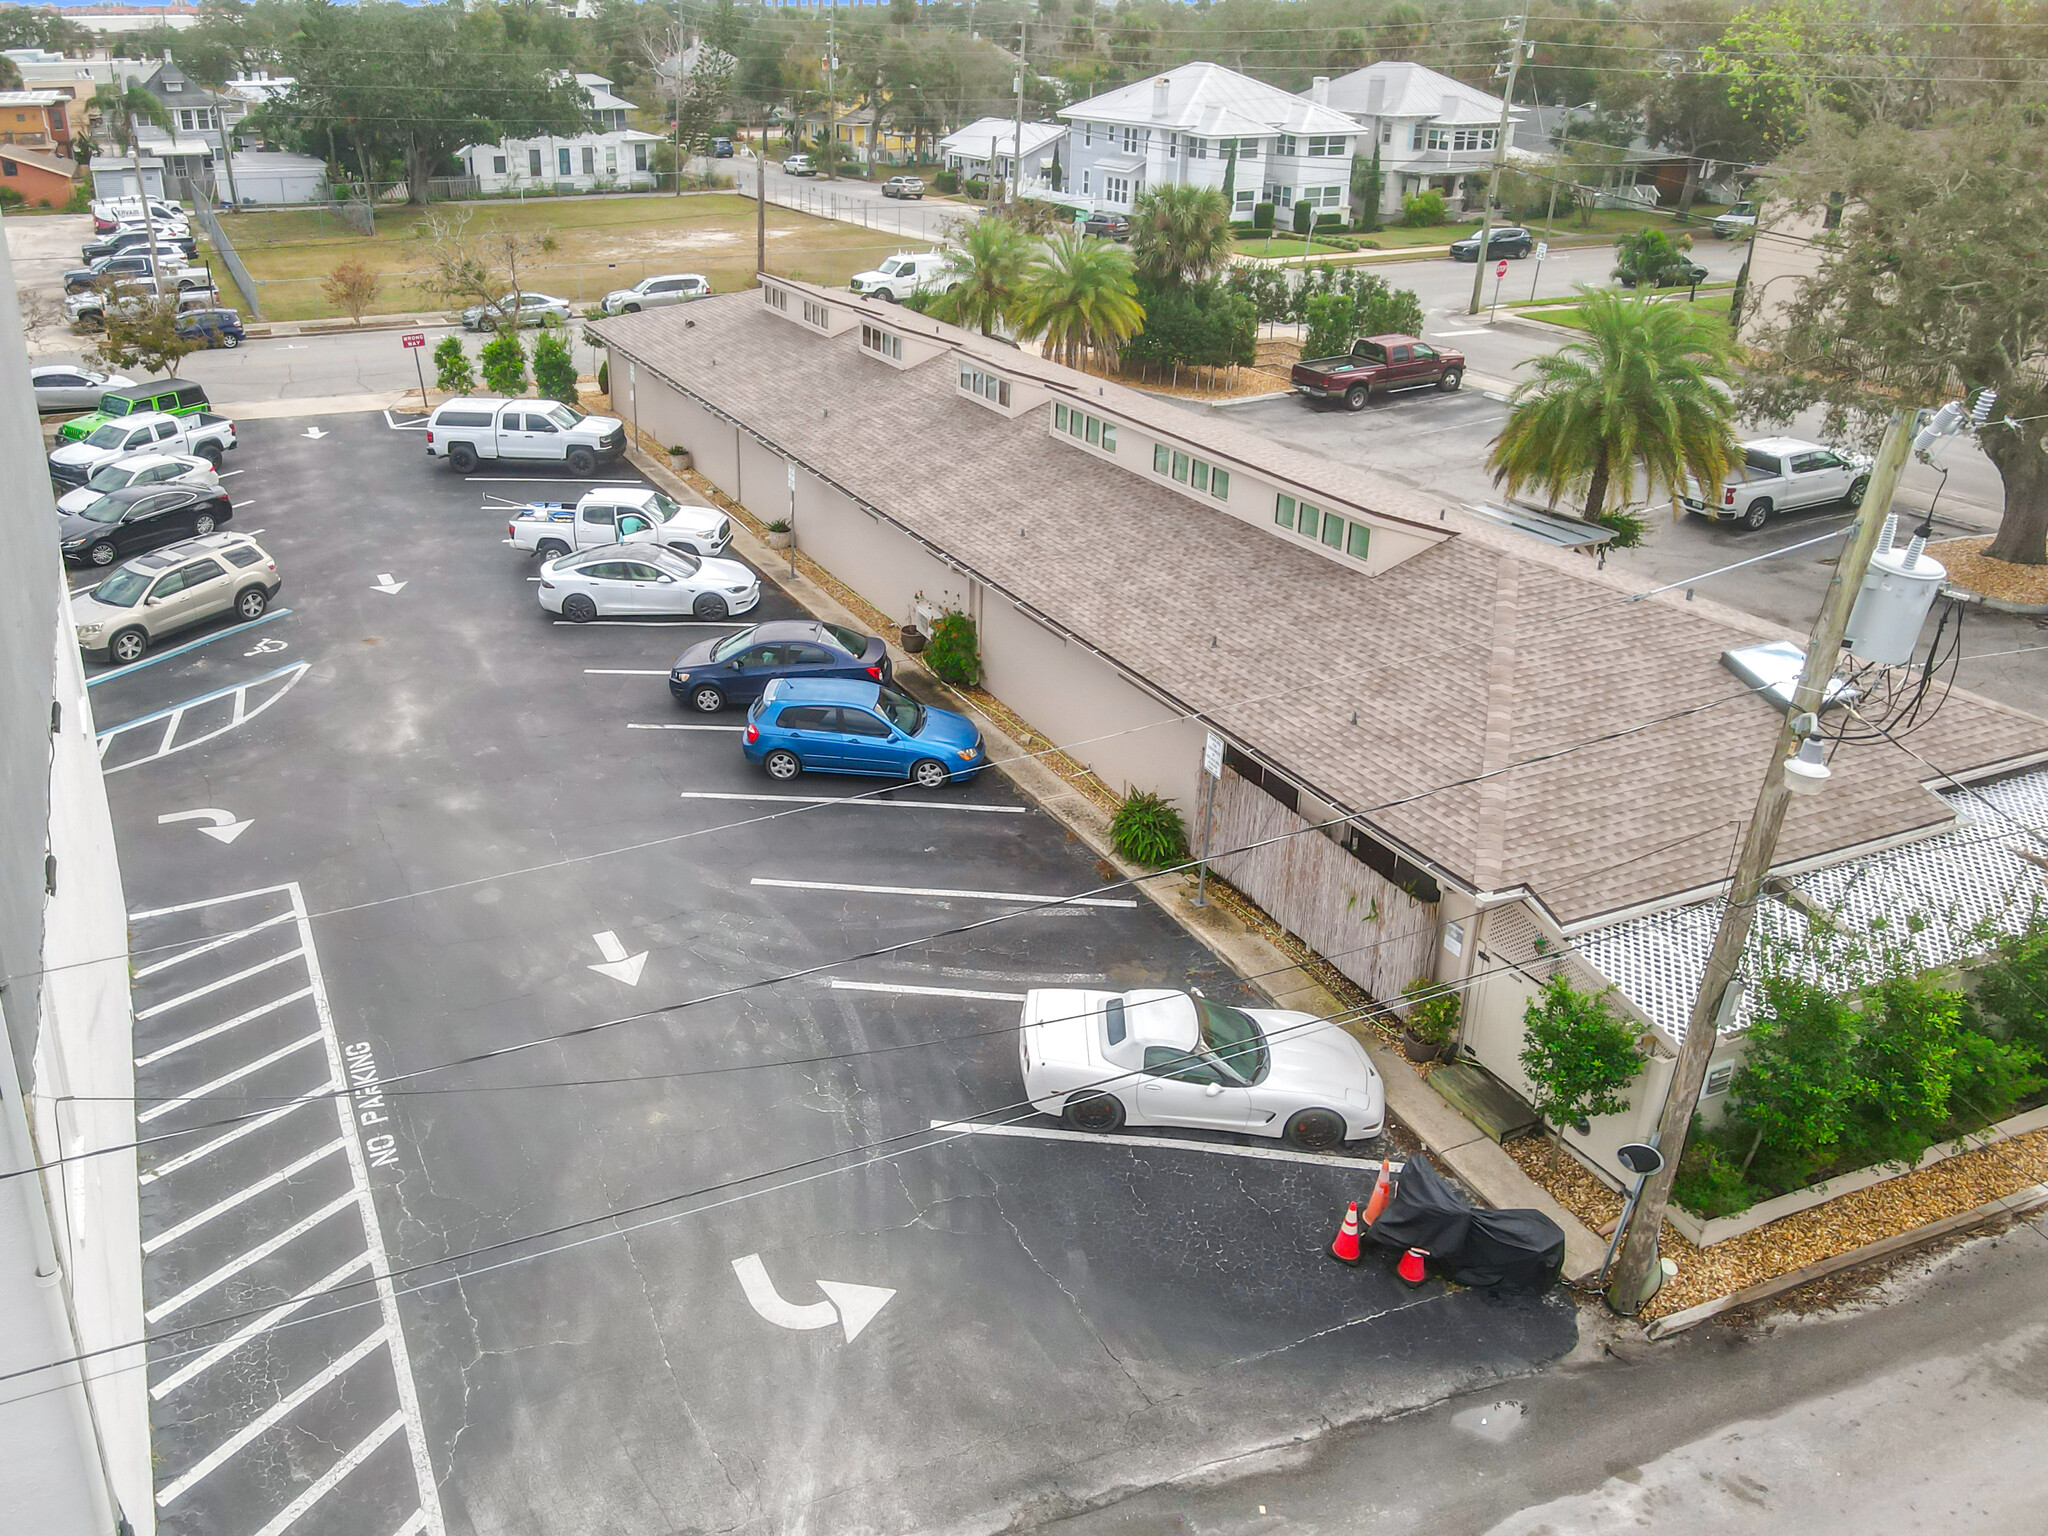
xmin=1018 ymin=988 xmax=1385 ymax=1150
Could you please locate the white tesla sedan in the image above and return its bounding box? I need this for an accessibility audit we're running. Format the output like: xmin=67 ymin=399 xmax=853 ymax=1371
xmin=538 ymin=542 xmax=760 ymax=622
xmin=1018 ymin=988 xmax=1385 ymax=1150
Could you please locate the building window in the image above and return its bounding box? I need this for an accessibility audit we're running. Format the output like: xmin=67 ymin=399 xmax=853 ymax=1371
xmin=1153 ymin=443 xmax=1169 ymax=474
xmin=1425 ymin=126 xmax=1497 ymax=152
xmin=1056 ymin=402 xmax=1116 ymax=451
xmin=529 ymin=148 xmax=542 ymax=177
xmin=1084 ymin=121 xmax=1093 ymax=145
xmin=1275 ymin=493 xmax=1295 ymax=530
xmin=1346 ymin=522 xmax=1370 ymax=560
xmin=1312 ymin=185 xmax=1343 ymax=208
xmin=1121 ymin=125 xmax=1145 ymax=153
xmin=1307 ymin=134 xmax=1345 ymax=156
xmin=1234 ymin=188 xmax=1255 ymax=212
xmin=558 ymin=147 xmax=573 ymax=176
xmin=803 ymin=299 xmax=830 ymax=328
xmin=861 ymin=323 xmax=903 ymax=360
xmin=1187 ymin=137 xmax=1206 ymax=159
xmin=1410 ymin=123 xmax=1426 ymax=151
xmin=1171 ymin=450 xmax=1189 ymax=482
xmin=1270 ymin=185 xmax=1293 ymax=206
xmin=1104 ymin=175 xmax=1129 ymax=205
xmin=959 ymin=364 xmax=1011 ymax=406
xmin=1322 ymin=515 xmax=1344 ymax=550
xmin=634 ymin=142 xmax=649 ymax=172
xmin=1295 ymin=500 xmax=1321 ymax=539
xmin=764 ymin=285 xmax=788 ymax=311
xmin=1275 ymin=134 xmax=1298 ymax=156
xmin=1381 ymin=121 xmax=1393 ymax=143
xmin=493 ymin=154 xmax=507 ymax=174
xmin=1211 ymin=468 xmax=1229 ymax=499
xmin=1081 ymin=170 xmax=1090 ymax=195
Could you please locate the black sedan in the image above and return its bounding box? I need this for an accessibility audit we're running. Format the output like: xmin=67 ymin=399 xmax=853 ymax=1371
xmin=58 ymin=484 xmax=233 ymax=568
xmin=669 ymin=618 xmax=891 ymax=712
xmin=1449 ymin=225 xmax=1534 ymax=261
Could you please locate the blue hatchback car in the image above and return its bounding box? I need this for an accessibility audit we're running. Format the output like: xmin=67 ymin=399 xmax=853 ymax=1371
xmin=744 ymin=678 xmax=986 ymax=788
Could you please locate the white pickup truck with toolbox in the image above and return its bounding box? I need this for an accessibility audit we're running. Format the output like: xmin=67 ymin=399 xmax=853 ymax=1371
xmin=1681 ymin=437 xmax=1871 ymax=530
xmin=426 ymin=397 xmax=627 ymax=475
xmin=505 ymin=487 xmax=732 ymax=560
xmin=47 ymin=410 xmax=238 ymax=487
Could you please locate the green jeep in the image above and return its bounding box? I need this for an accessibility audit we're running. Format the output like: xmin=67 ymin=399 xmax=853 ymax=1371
xmin=57 ymin=379 xmax=212 ymax=444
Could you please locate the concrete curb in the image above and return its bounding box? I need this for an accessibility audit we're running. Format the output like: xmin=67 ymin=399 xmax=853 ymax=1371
xmin=1644 ymin=1178 xmax=2048 ymax=1340
xmin=619 ymin=442 xmax=1609 ymax=1280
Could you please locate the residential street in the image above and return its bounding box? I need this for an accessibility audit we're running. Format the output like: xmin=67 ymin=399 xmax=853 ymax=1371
xmin=1036 ymin=1226 xmax=2048 ymax=1535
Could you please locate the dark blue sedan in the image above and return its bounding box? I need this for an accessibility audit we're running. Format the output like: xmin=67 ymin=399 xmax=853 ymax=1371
xmin=669 ymin=618 xmax=890 ymax=712
xmin=743 ymin=678 xmax=985 ymax=788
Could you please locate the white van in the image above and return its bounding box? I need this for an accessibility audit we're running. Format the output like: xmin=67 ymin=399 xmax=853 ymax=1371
xmin=425 ymin=397 xmax=627 ymax=475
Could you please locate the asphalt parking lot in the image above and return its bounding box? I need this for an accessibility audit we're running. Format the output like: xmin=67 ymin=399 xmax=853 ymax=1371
xmin=87 ymin=411 xmax=1576 ymax=1536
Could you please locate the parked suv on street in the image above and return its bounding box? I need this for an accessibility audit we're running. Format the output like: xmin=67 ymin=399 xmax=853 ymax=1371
xmin=598 ymin=273 xmax=711 ymax=313
xmin=1448 ymin=225 xmax=1534 ymax=261
xmin=1712 ymin=200 xmax=1757 ymax=239
xmin=176 ymin=307 xmax=246 ymax=348
xmin=881 ymin=176 xmax=925 ymax=200
xmin=71 ymin=532 xmax=279 ymax=664
xmin=1083 ymin=212 xmax=1131 ymax=241
xmin=783 ymin=153 xmax=816 ymax=176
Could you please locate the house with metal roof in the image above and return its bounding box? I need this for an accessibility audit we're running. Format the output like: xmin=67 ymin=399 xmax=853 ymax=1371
xmin=1320 ymin=60 xmax=1518 ymax=219
xmin=592 ymin=278 xmax=2048 ymax=1185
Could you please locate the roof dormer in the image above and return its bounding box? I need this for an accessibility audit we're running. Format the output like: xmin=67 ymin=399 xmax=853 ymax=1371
xmin=761 ymin=278 xmax=854 ymax=337
xmin=956 ymin=359 xmax=1045 ymax=417
xmin=857 ymin=318 xmax=945 ymax=370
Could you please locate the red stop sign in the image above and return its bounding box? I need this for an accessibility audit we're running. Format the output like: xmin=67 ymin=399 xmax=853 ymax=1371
xmin=1495 ymin=259 xmax=1509 ymax=278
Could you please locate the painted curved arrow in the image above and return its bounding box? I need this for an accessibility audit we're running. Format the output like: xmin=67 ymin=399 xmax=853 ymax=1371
xmin=731 ymin=1253 xmax=895 ymax=1344
xmin=158 ymin=808 xmax=252 ymax=844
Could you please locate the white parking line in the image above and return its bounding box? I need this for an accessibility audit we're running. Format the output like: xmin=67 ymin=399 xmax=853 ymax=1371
xmin=134 ymin=949 xmax=306 ymax=1021
xmin=146 ymin=1191 xmax=357 ymax=1323
xmin=134 ymin=988 xmax=312 ymax=1067
xmin=135 ymin=1031 xmax=323 ymax=1123
xmin=680 ymin=791 xmax=1026 ymax=814
xmin=139 ymin=1094 xmax=317 ymax=1184
xmin=386 ymin=1512 xmax=431 ymax=1536
xmin=247 ymin=1411 xmax=405 ymax=1536
xmin=628 ymin=722 xmax=743 ymax=731
xmin=553 ymin=619 xmax=744 ymax=628
xmin=753 ymin=878 xmax=1137 ymax=908
xmin=156 ymin=1327 xmax=390 ymax=1506
xmin=467 ymin=476 xmax=644 ymax=483
xmin=585 ymin=668 xmax=671 ymax=675
xmin=829 ymin=979 xmax=1026 ymax=1002
xmin=928 ymin=1120 xmax=1403 ymax=1171
xmin=150 ymin=1254 xmax=372 ymax=1401
xmin=132 ymin=910 xmax=298 ymax=980
xmin=141 ymin=1139 xmax=345 ymax=1255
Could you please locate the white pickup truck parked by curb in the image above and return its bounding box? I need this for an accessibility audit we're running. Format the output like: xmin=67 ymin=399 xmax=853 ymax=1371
xmin=426 ymin=397 xmax=627 ymax=475
xmin=1681 ymin=438 xmax=1871 ymax=531
xmin=48 ymin=410 xmax=238 ymax=488
xmin=506 ymin=487 xmax=733 ymax=560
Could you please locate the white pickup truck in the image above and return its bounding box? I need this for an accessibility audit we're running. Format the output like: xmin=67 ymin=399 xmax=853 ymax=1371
xmin=506 ymin=487 xmax=733 ymax=560
xmin=1681 ymin=438 xmax=1871 ymax=530
xmin=425 ymin=397 xmax=627 ymax=475
xmin=847 ymin=251 xmax=958 ymax=303
xmin=48 ymin=410 xmax=238 ymax=488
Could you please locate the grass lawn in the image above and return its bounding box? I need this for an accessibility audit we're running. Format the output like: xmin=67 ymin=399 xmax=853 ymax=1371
xmin=1233 ymin=232 xmax=1355 ymax=258
xmin=213 ymin=192 xmax=907 ymax=322
xmin=1518 ymin=290 xmax=1732 ymax=331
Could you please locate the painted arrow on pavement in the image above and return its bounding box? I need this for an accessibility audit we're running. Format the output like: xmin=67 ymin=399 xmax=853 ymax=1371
xmin=731 ymin=1254 xmax=895 ymax=1344
xmin=157 ymin=807 xmax=253 ymax=844
xmin=587 ymin=930 xmax=648 ymax=986
xmin=301 ymin=426 xmax=328 ymax=439
xmin=371 ymin=573 xmax=407 ymax=595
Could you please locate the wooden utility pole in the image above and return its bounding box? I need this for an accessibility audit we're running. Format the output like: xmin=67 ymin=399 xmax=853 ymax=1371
xmin=1605 ymin=409 xmax=1918 ymax=1314
xmin=1467 ymin=11 xmax=1530 ymax=316
xmin=824 ymin=13 xmax=837 ymax=180
xmin=757 ymin=108 xmax=767 ymax=276
xmin=1011 ymin=17 xmax=1027 ymax=202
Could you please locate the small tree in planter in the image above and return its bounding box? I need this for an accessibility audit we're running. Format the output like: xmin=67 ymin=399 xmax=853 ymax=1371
xmin=434 ymin=335 xmax=475 ymax=394
xmin=923 ymin=608 xmax=983 ymax=687
xmin=531 ymin=331 xmax=579 ymax=405
xmin=1519 ymin=977 xmax=1642 ymax=1161
xmin=479 ymin=331 xmax=528 ymax=395
xmin=1110 ymin=789 xmax=1188 ymax=868
xmin=1399 ymin=975 xmax=1460 ymax=1063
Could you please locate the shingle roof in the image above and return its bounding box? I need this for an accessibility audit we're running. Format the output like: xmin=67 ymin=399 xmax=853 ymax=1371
xmin=1060 ymin=61 xmax=1359 ymax=137
xmin=1322 ymin=61 xmax=1515 ymax=127
xmin=593 ymin=288 xmax=2048 ymax=926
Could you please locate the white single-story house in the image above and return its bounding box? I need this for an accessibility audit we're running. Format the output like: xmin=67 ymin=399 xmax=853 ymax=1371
xmin=939 ymin=117 xmax=1065 ymax=187
xmin=458 ymin=72 xmax=663 ymax=193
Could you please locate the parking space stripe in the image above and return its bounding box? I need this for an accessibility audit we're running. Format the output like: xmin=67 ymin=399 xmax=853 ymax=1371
xmin=85 ymin=608 xmax=294 ymax=689
xmin=135 ymin=1032 xmax=323 ymax=1124
xmin=135 ymin=949 xmax=307 ymax=1020
xmin=141 ymin=1139 xmax=345 ymax=1255
xmin=132 ymin=883 xmax=294 ymax=921
xmin=829 ymin=979 xmax=1026 ymax=1002
xmin=386 ymin=1513 xmax=430 ymax=1536
xmin=754 ymin=878 xmax=1138 ymax=908
xmin=585 ymin=669 xmax=670 ymax=675
xmin=146 ymin=1191 xmax=357 ymax=1323
xmin=928 ymin=1120 xmax=1404 ymax=1170
xmin=135 ymin=989 xmax=311 ymax=1067
xmin=246 ymin=1411 xmax=406 ymax=1536
xmin=133 ymin=910 xmax=299 ymax=980
xmin=140 ymin=1093 xmax=321 ymax=1185
xmin=156 ymin=1327 xmax=391 ymax=1506
xmin=554 ymin=619 xmax=746 ymax=628
xmin=151 ymin=1255 xmax=373 ymax=1401
xmin=680 ymin=791 xmax=1026 ymax=815
xmin=627 ymin=722 xmax=744 ymax=732
xmin=99 ymin=661 xmax=311 ymax=775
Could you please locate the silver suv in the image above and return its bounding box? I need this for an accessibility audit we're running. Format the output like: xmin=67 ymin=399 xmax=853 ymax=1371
xmin=598 ymin=273 xmax=711 ymax=314
xmin=71 ymin=532 xmax=280 ymax=664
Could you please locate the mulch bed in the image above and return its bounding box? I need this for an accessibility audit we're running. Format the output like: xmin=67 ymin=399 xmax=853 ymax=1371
xmin=1934 ymin=537 xmax=2048 ymax=605
xmin=1509 ymin=1127 xmax=2048 ymax=1319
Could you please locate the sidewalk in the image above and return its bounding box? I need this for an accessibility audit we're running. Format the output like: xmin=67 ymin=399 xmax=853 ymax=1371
xmin=618 ymin=437 xmax=1609 ymax=1283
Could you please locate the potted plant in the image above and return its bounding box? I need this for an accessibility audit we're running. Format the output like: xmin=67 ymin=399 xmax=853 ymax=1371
xmin=1399 ymin=975 xmax=1460 ymax=1064
xmin=763 ymin=517 xmax=793 ymax=550
xmin=668 ymin=444 xmax=692 ymax=472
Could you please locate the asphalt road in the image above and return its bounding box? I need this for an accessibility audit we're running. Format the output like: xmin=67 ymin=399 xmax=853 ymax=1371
xmin=93 ymin=412 xmax=1576 ymax=1536
xmin=1036 ymin=1224 xmax=2048 ymax=1535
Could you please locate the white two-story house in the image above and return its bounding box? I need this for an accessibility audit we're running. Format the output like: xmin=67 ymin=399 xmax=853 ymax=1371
xmin=459 ymin=72 xmax=663 ymax=194
xmin=1053 ymin=62 xmax=1360 ymax=223
xmin=1319 ymin=61 xmax=1519 ymax=221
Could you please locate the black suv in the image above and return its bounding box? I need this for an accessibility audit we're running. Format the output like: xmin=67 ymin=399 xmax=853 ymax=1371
xmin=1448 ymin=225 xmax=1534 ymax=261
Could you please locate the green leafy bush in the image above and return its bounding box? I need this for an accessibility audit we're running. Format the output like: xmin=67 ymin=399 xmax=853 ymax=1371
xmin=1401 ymin=976 xmax=1461 ymax=1044
xmin=1613 ymin=226 xmax=1693 ymax=288
xmin=597 ymin=358 xmax=609 ymax=396
xmin=0 ymin=186 xmax=25 ymax=210
xmin=1111 ymin=789 xmax=1189 ymax=867
xmin=1292 ymin=198 xmax=1313 ymax=234
xmin=1402 ymin=190 xmax=1446 ymax=228
xmin=1314 ymin=212 xmax=1345 ymax=231
xmin=1122 ymin=277 xmax=1256 ymax=369
xmin=1518 ymin=977 xmax=1643 ymax=1132
xmin=478 ymin=332 xmax=528 ymax=395
xmin=1593 ymin=507 xmax=1648 ymax=548
xmin=933 ymin=169 xmax=958 ymax=194
xmin=1252 ymin=200 xmax=1275 ymax=231
xmin=433 ymin=335 xmax=475 ymax=394
xmin=1302 ymin=292 xmax=1360 ymax=361
xmin=531 ymin=331 xmax=578 ymax=405
xmin=923 ymin=608 xmax=982 ymax=687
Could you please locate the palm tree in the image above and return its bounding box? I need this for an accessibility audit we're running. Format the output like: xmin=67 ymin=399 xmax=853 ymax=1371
xmin=1487 ymin=288 xmax=1737 ymax=524
xmin=88 ymin=83 xmax=174 ymax=283
xmin=1128 ymin=183 xmax=1232 ymax=287
xmin=1014 ymin=230 xmax=1144 ymax=371
xmin=930 ymin=216 xmax=1032 ymax=336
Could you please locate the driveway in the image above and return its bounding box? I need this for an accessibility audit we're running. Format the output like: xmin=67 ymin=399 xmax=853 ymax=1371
xmin=95 ymin=413 xmax=1576 ymax=1536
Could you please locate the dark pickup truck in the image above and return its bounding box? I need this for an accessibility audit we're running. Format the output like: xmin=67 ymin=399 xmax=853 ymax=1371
xmin=1290 ymin=334 xmax=1465 ymax=411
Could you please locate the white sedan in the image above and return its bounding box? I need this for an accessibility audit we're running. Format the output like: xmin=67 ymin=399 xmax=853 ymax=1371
xmin=538 ymin=542 xmax=760 ymax=622
xmin=1019 ymin=988 xmax=1385 ymax=1150
xmin=32 ymin=365 xmax=134 ymax=413
xmin=56 ymin=452 xmax=220 ymax=515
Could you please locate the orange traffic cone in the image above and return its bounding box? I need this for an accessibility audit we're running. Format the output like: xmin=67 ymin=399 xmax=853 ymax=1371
xmin=1361 ymin=1160 xmax=1393 ymax=1225
xmin=1329 ymin=1201 xmax=1364 ymax=1266
xmin=1397 ymin=1247 xmax=1430 ymax=1286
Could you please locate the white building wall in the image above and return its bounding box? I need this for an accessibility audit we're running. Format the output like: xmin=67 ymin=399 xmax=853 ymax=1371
xmin=462 ymin=131 xmax=658 ymax=193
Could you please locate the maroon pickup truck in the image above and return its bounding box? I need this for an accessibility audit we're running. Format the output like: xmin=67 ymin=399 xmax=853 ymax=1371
xmin=1290 ymin=334 xmax=1465 ymax=411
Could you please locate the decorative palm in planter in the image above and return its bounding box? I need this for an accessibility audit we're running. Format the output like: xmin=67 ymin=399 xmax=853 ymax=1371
xmin=763 ymin=518 xmax=793 ymax=550
xmin=1399 ymin=976 xmax=1460 ymax=1064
